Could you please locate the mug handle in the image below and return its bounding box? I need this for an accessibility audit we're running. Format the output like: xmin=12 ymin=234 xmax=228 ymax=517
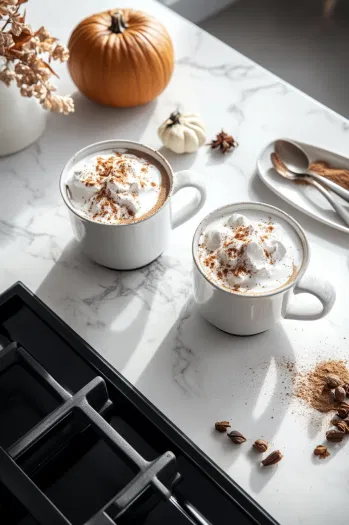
xmin=171 ymin=170 xmax=207 ymax=229
xmin=284 ymin=276 xmax=336 ymax=321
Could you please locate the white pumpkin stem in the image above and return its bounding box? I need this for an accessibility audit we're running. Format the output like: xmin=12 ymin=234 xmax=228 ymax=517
xmin=110 ymin=10 xmax=128 ymax=33
xmin=167 ymin=111 xmax=181 ymax=127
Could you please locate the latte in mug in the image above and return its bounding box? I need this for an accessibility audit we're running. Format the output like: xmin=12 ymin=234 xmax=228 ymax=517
xmin=67 ymin=149 xmax=170 ymax=224
xmin=192 ymin=202 xmax=335 ymax=335
xmin=60 ymin=139 xmax=207 ymax=269
xmin=198 ymin=209 xmax=303 ymax=295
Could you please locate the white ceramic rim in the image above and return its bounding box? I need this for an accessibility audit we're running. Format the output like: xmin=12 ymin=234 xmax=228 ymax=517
xmin=60 ymin=139 xmax=174 ymax=227
xmin=192 ymin=201 xmax=310 ymax=299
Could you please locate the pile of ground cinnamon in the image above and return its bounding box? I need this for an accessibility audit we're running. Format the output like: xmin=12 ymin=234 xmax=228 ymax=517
xmin=310 ymin=161 xmax=349 ymax=190
xmin=296 ymin=360 xmax=349 ymax=413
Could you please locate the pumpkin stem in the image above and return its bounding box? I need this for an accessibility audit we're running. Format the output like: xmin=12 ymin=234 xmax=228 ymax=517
xmin=167 ymin=111 xmax=181 ymax=127
xmin=110 ymin=10 xmax=128 ymax=33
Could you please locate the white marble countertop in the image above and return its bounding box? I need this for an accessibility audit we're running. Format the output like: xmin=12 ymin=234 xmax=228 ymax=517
xmin=1 ymin=1 xmax=349 ymax=523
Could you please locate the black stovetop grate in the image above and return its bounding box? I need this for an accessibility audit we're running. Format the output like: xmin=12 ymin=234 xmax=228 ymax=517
xmin=0 ymin=283 xmax=279 ymax=525
xmin=0 ymin=343 xmax=181 ymax=524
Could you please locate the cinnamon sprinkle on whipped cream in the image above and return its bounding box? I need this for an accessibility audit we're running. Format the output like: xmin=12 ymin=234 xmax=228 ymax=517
xmin=198 ymin=211 xmax=303 ymax=294
xmin=67 ymin=150 xmax=162 ymax=224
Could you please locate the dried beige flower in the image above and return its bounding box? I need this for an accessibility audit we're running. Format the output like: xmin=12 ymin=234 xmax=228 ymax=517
xmin=11 ymin=19 xmax=22 ymax=36
xmin=0 ymin=67 xmax=15 ymax=85
xmin=33 ymin=83 xmax=46 ymax=97
xmin=0 ymin=32 xmax=13 ymax=46
xmin=0 ymin=0 xmax=74 ymax=114
xmin=36 ymin=26 xmax=50 ymax=42
xmin=51 ymin=43 xmax=69 ymax=62
xmin=0 ymin=6 xmax=12 ymax=17
xmin=20 ymin=84 xmax=32 ymax=97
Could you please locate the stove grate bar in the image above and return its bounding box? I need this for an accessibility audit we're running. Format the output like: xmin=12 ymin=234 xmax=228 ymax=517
xmin=81 ymin=399 xmax=148 ymax=469
xmin=116 ymin=456 xmax=173 ymax=513
xmin=0 ymin=342 xmax=71 ymax=401
xmin=9 ymin=376 xmax=110 ymax=460
xmin=80 ymin=403 xmax=179 ymax=519
xmin=17 ymin=344 xmax=71 ymax=400
xmin=85 ymin=514 xmax=116 ymax=525
xmin=100 ymin=452 xmax=176 ymax=519
xmin=0 ymin=446 xmax=71 ymax=525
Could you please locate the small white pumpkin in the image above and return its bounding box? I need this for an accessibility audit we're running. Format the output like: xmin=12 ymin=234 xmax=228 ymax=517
xmin=158 ymin=111 xmax=206 ymax=154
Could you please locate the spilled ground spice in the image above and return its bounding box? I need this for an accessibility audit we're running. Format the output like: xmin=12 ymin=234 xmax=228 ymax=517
xmin=310 ymin=161 xmax=349 ymax=190
xmin=296 ymin=360 xmax=349 ymax=413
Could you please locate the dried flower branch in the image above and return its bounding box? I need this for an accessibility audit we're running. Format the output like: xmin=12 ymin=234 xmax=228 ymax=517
xmin=0 ymin=0 xmax=74 ymax=114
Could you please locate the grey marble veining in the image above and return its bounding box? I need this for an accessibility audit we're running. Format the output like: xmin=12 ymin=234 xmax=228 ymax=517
xmin=1 ymin=1 xmax=349 ymax=523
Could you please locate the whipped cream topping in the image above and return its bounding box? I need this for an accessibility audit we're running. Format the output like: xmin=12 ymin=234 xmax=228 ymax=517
xmin=198 ymin=211 xmax=303 ymax=294
xmin=67 ymin=150 xmax=163 ymax=224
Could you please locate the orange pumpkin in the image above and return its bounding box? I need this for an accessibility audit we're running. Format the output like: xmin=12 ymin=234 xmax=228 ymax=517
xmin=68 ymin=9 xmax=174 ymax=108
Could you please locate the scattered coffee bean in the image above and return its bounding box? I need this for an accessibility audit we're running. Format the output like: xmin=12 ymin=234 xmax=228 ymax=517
xmin=334 ymin=386 xmax=346 ymax=403
xmin=326 ymin=429 xmax=345 ymax=443
xmin=253 ymin=439 xmax=269 ymax=453
xmin=331 ymin=419 xmax=348 ymax=433
xmin=340 ymin=402 xmax=349 ymax=410
xmin=337 ymin=407 xmax=349 ymax=419
xmin=342 ymin=383 xmax=349 ymax=396
xmin=227 ymin=430 xmax=246 ymax=444
xmin=215 ymin=421 xmax=231 ymax=433
xmin=313 ymin=445 xmax=330 ymax=459
xmin=262 ymin=450 xmax=283 ymax=466
xmin=340 ymin=418 xmax=349 ymax=433
xmin=325 ymin=374 xmax=342 ymax=389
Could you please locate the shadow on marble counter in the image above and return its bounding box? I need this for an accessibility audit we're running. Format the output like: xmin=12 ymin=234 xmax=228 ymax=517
xmin=205 ymin=148 xmax=239 ymax=168
xmin=247 ymin=447 xmax=279 ymax=490
xmin=135 ymin=297 xmax=296 ymax=491
xmin=34 ymin=239 xmax=158 ymax=372
xmin=39 ymin=91 xmax=159 ymax=169
xmin=158 ymin=146 xmax=197 ymax=172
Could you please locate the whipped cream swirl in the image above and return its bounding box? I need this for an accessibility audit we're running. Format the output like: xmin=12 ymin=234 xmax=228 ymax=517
xmin=198 ymin=212 xmax=302 ymax=293
xmin=67 ymin=150 xmax=162 ymax=224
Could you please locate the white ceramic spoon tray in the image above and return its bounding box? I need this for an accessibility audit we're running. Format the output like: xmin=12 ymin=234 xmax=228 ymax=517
xmin=257 ymin=139 xmax=349 ymax=234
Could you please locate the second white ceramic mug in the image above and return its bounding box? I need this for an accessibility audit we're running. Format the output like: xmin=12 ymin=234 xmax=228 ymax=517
xmin=192 ymin=202 xmax=336 ymax=336
xmin=60 ymin=140 xmax=207 ymax=269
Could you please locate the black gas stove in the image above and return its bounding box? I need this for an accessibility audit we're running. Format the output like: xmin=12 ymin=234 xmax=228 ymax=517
xmin=0 ymin=282 xmax=278 ymax=525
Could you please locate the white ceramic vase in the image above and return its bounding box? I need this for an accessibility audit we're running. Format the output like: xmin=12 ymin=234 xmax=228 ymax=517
xmin=0 ymin=81 xmax=47 ymax=156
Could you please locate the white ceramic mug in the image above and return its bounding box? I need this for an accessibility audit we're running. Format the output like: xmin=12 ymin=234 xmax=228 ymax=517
xmin=60 ymin=140 xmax=207 ymax=270
xmin=192 ymin=202 xmax=336 ymax=336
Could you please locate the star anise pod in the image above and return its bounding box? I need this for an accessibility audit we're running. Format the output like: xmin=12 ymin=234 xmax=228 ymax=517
xmin=209 ymin=130 xmax=238 ymax=154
